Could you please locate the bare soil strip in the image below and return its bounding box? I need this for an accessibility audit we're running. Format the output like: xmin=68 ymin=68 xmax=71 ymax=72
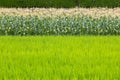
xmin=0 ymin=8 xmax=120 ymax=17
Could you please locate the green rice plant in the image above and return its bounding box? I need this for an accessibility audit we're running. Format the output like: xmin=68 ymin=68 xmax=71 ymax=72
xmin=0 ymin=15 xmax=120 ymax=35
xmin=0 ymin=36 xmax=120 ymax=79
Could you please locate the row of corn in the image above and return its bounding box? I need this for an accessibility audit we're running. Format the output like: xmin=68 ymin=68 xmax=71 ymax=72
xmin=0 ymin=15 xmax=120 ymax=35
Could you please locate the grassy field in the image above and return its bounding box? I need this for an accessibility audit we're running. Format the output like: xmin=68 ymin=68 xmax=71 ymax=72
xmin=0 ymin=36 xmax=120 ymax=80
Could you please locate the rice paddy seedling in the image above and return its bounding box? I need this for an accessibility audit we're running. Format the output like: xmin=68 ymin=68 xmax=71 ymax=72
xmin=0 ymin=36 xmax=120 ymax=80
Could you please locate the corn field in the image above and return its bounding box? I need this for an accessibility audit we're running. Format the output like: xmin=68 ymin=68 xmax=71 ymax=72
xmin=0 ymin=15 xmax=120 ymax=35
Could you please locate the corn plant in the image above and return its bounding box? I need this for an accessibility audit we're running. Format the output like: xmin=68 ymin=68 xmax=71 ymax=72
xmin=0 ymin=15 xmax=120 ymax=35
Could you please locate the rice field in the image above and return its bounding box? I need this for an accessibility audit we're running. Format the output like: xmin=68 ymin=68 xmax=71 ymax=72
xmin=0 ymin=36 xmax=120 ymax=80
xmin=0 ymin=7 xmax=120 ymax=80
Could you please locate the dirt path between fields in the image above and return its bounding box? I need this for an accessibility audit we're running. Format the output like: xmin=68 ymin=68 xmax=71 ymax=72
xmin=0 ymin=8 xmax=120 ymax=17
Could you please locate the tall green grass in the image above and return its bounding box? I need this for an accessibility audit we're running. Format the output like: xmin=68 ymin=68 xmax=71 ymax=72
xmin=0 ymin=36 xmax=120 ymax=79
xmin=0 ymin=15 xmax=120 ymax=35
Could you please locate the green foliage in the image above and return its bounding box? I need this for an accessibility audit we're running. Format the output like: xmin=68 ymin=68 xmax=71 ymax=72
xmin=0 ymin=36 xmax=120 ymax=79
xmin=0 ymin=0 xmax=119 ymax=8
xmin=0 ymin=15 xmax=120 ymax=35
xmin=0 ymin=0 xmax=76 ymax=8
xmin=78 ymin=0 xmax=120 ymax=7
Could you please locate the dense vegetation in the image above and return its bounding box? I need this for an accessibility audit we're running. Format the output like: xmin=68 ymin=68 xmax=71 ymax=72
xmin=0 ymin=36 xmax=120 ymax=79
xmin=0 ymin=15 xmax=120 ymax=35
xmin=0 ymin=0 xmax=120 ymax=8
